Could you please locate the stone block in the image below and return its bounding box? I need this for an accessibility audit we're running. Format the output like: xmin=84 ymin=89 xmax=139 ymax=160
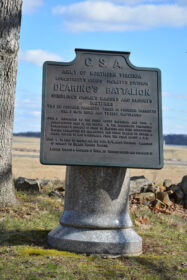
xmin=156 ymin=192 xmax=172 ymax=206
xmin=179 ymin=175 xmax=187 ymax=195
xmin=163 ymin=179 xmax=172 ymax=188
xmin=15 ymin=177 xmax=40 ymax=192
xmin=130 ymin=176 xmax=152 ymax=195
xmin=134 ymin=192 xmax=155 ymax=202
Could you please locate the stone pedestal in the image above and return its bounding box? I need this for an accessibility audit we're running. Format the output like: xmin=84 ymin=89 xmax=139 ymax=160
xmin=48 ymin=166 xmax=142 ymax=256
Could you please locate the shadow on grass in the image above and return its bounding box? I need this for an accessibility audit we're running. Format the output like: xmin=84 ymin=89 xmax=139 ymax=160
xmin=129 ymin=257 xmax=174 ymax=280
xmin=0 ymin=229 xmax=50 ymax=248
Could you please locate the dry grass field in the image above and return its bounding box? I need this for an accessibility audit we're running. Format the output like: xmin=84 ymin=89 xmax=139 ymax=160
xmin=12 ymin=136 xmax=187 ymax=184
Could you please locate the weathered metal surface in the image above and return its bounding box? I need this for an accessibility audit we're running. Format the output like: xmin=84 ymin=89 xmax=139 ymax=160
xmin=41 ymin=49 xmax=163 ymax=168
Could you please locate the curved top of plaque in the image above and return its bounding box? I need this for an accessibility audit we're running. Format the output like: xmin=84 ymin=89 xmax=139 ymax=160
xmin=43 ymin=48 xmax=161 ymax=74
xmin=41 ymin=48 xmax=163 ymax=169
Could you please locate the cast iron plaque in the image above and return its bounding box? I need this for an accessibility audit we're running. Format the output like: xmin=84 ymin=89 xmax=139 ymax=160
xmin=40 ymin=49 xmax=163 ymax=168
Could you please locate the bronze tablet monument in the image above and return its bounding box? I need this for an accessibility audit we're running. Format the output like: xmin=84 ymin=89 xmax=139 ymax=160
xmin=41 ymin=49 xmax=163 ymax=256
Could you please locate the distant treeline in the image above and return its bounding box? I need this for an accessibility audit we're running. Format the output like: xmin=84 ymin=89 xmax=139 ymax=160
xmin=13 ymin=132 xmax=187 ymax=146
xmin=13 ymin=132 xmax=41 ymax=138
xmin=164 ymin=134 xmax=187 ymax=146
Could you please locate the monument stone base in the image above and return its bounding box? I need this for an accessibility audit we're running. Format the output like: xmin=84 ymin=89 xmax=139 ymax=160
xmin=48 ymin=225 xmax=142 ymax=256
xmin=48 ymin=166 xmax=142 ymax=256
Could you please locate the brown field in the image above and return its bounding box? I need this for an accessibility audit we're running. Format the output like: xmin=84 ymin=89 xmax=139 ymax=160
xmin=12 ymin=136 xmax=187 ymax=185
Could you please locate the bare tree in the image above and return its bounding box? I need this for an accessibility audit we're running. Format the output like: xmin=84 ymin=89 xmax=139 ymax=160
xmin=0 ymin=0 xmax=22 ymax=206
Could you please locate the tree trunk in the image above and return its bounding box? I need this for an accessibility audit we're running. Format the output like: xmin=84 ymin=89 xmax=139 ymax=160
xmin=0 ymin=0 xmax=22 ymax=206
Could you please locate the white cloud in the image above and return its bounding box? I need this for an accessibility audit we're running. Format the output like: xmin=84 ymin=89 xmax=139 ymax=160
xmin=23 ymin=0 xmax=43 ymax=14
xmin=52 ymin=1 xmax=187 ymax=32
xmin=89 ymin=0 xmax=187 ymax=4
xmin=163 ymin=92 xmax=172 ymax=97
xmin=31 ymin=111 xmax=41 ymax=117
xmin=177 ymin=94 xmax=187 ymax=100
xmin=92 ymin=0 xmax=170 ymax=4
xmin=177 ymin=0 xmax=187 ymax=5
xmin=163 ymin=92 xmax=187 ymax=99
xmin=19 ymin=49 xmax=63 ymax=66
xmin=174 ymin=124 xmax=186 ymax=130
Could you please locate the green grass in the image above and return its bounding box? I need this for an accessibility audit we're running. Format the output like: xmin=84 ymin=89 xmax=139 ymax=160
xmin=0 ymin=192 xmax=186 ymax=280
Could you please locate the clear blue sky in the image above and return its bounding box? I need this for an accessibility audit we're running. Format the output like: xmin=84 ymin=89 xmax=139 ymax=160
xmin=14 ymin=0 xmax=187 ymax=134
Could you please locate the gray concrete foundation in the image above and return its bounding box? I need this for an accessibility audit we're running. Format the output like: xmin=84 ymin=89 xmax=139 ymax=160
xmin=48 ymin=166 xmax=142 ymax=256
